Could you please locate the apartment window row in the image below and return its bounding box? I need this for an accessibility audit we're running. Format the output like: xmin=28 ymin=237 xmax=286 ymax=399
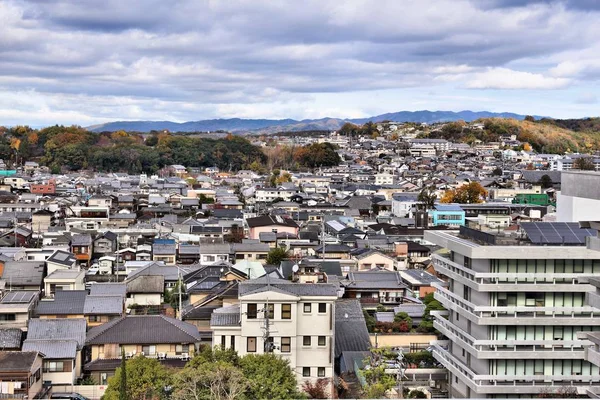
xmin=303 ymin=303 xmax=328 ymax=314
xmin=490 ymin=359 xmax=599 ymax=377
xmin=245 ymin=336 xmax=326 ymax=353
xmin=303 ymin=336 xmax=327 ymax=347
xmin=43 ymin=360 xmax=72 ymax=373
xmin=249 ymin=303 xmax=323 ymax=319
xmin=490 ymin=258 xmax=600 ymax=275
xmin=494 ymin=292 xmax=585 ymax=308
xmin=490 ymin=325 xmax=600 ymax=341
xmin=302 ymin=367 xmax=326 ymax=377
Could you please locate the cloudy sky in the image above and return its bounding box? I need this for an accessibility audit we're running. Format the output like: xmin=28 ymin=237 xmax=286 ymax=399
xmin=1 ymin=0 xmax=600 ymax=127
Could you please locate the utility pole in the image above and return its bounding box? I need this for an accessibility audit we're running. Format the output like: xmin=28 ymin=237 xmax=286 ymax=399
xmin=321 ymin=216 xmax=326 ymax=260
xmin=178 ymin=267 xmax=183 ymax=320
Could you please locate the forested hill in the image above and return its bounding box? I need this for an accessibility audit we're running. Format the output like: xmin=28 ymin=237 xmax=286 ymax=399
xmin=422 ymin=118 xmax=600 ymax=153
xmin=0 ymin=126 xmax=267 ymax=173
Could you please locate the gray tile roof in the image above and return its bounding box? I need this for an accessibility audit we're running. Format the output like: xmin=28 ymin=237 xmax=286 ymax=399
xmin=86 ymin=315 xmax=201 ymax=345
xmin=36 ymin=290 xmax=87 ymax=315
xmin=342 ymin=271 xmax=408 ymax=290
xmin=1 ymin=261 xmax=45 ymax=286
xmin=239 ymin=276 xmax=338 ymax=297
xmin=335 ymin=299 xmax=371 ymax=357
xmin=0 ymin=351 xmax=39 ymax=372
xmin=0 ymin=328 xmax=22 ymax=348
xmin=27 ymin=318 xmax=86 ymax=348
xmin=88 ymin=283 xmax=126 ymax=297
xmin=210 ymin=305 xmax=241 ymax=327
xmin=126 ymin=275 xmax=164 ymax=294
xmin=84 ymin=296 xmax=124 ymax=315
xmin=22 ymin=339 xmax=78 ymax=359
xmin=153 ymin=243 xmax=176 ymax=255
xmin=71 ymin=234 xmax=92 ymax=246
xmin=231 ymin=243 xmax=270 ymax=253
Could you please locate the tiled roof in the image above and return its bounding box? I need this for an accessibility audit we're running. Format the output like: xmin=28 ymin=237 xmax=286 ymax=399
xmin=210 ymin=305 xmax=241 ymax=327
xmin=84 ymin=296 xmax=124 ymax=315
xmin=27 ymin=318 xmax=86 ymax=348
xmin=0 ymin=328 xmax=22 ymax=348
xmin=86 ymin=315 xmax=201 ymax=345
xmin=0 ymin=351 xmax=39 ymax=372
xmin=23 ymin=339 xmax=78 ymax=359
xmin=239 ymin=276 xmax=338 ymax=297
xmin=334 ymin=299 xmax=371 ymax=357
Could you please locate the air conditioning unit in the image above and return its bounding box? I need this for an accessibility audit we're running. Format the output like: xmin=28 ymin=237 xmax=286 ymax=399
xmin=125 ymin=352 xmax=133 ymax=359
xmin=139 ymin=351 xmax=145 ymax=356
xmin=429 ymin=380 xmax=436 ymax=388
xmin=180 ymin=352 xmax=190 ymax=361
xmin=158 ymin=352 xmax=166 ymax=360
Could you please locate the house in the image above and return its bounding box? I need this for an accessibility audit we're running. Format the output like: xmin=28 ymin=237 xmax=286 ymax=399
xmin=246 ymin=215 xmax=299 ymax=240
xmin=22 ymin=318 xmax=87 ymax=386
xmin=352 ymin=249 xmax=396 ymax=271
xmin=199 ymin=243 xmax=231 ymax=265
xmin=310 ymin=244 xmax=353 ymax=260
xmin=43 ymin=269 xmax=86 ymax=297
xmin=232 ymin=241 xmax=270 ymax=263
xmin=46 ymin=250 xmax=77 ymax=275
xmin=400 ymin=269 xmax=445 ymax=298
xmin=152 ymin=239 xmax=177 ymax=265
xmin=84 ymin=315 xmax=201 ymax=385
xmin=32 ymin=209 xmax=54 ymax=233
xmin=36 ymin=290 xmax=124 ymax=327
xmin=0 ymin=261 xmax=45 ymax=291
xmin=125 ymin=274 xmax=164 ymax=307
xmin=177 ymin=244 xmax=200 ymax=265
xmin=429 ymin=204 xmax=465 ymax=227
xmin=0 ymin=351 xmax=44 ymax=399
xmin=93 ymin=232 xmax=117 ymax=259
xmin=210 ymin=276 xmax=338 ymax=393
xmin=0 ymin=291 xmax=39 ymax=330
xmin=341 ymin=271 xmax=408 ymax=307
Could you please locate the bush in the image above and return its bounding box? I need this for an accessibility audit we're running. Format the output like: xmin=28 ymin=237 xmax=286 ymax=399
xmin=408 ymin=389 xmax=427 ymax=398
xmin=394 ymin=312 xmax=413 ymax=326
xmin=302 ymin=378 xmax=329 ymax=399
xmin=373 ymin=321 xmax=410 ymax=333
xmin=376 ymin=304 xmax=387 ymax=312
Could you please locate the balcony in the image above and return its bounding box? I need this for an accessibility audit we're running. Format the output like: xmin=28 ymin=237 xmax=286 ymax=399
xmin=431 ymin=343 xmax=600 ymax=395
xmin=432 ymin=254 xmax=597 ymax=293
xmin=434 ymin=285 xmax=600 ymax=325
xmin=434 ymin=316 xmax=588 ymax=360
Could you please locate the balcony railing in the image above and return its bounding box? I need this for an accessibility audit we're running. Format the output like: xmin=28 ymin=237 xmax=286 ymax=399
xmin=432 ymin=343 xmax=600 ymax=394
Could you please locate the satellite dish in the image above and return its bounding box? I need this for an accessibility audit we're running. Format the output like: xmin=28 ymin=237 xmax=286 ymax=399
xmin=292 ymin=264 xmax=299 ymax=273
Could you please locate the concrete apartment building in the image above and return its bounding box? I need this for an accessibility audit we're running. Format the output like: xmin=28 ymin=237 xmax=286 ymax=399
xmin=210 ymin=276 xmax=338 ymax=393
xmin=425 ymin=226 xmax=600 ymax=398
xmin=557 ymin=171 xmax=600 ymax=223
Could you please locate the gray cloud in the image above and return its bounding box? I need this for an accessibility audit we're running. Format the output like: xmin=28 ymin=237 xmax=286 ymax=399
xmin=1 ymin=0 xmax=600 ymax=124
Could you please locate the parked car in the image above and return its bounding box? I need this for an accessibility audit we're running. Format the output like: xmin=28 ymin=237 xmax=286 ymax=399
xmin=51 ymin=393 xmax=89 ymax=400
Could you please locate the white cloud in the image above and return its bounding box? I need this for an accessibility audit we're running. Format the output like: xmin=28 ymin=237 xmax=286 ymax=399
xmin=466 ymin=67 xmax=571 ymax=89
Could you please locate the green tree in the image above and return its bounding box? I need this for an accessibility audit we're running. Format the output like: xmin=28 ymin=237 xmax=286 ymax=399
xmin=361 ymin=364 xmax=395 ymax=398
xmin=172 ymin=360 xmax=247 ymax=400
xmin=265 ymin=247 xmax=289 ymax=265
xmin=239 ymin=353 xmax=306 ymax=400
xmin=363 ymin=310 xmax=376 ymax=332
xmin=103 ymin=356 xmax=172 ymax=400
xmin=538 ymin=174 xmax=553 ymax=189
xmin=120 ymin=347 xmax=128 ymax=400
xmin=393 ymin=311 xmax=412 ymax=326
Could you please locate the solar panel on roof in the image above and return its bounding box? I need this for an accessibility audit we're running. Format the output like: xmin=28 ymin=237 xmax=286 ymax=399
xmin=521 ymin=222 xmax=595 ymax=245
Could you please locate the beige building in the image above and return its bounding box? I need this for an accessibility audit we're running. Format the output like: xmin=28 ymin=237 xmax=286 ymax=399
xmin=211 ymin=276 xmax=338 ymax=394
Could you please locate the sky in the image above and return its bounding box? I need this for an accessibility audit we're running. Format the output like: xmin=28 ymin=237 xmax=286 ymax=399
xmin=2 ymin=0 xmax=600 ymax=127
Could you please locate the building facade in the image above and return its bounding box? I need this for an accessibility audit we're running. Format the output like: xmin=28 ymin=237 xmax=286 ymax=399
xmin=425 ymin=229 xmax=600 ymax=398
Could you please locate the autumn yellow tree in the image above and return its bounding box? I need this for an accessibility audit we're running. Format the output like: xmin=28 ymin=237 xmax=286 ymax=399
xmin=440 ymin=182 xmax=488 ymax=204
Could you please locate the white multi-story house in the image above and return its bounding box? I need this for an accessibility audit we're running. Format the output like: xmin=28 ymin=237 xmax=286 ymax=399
xmin=210 ymin=276 xmax=338 ymax=394
xmin=255 ymin=187 xmax=300 ymax=203
xmin=374 ymin=173 xmax=394 ymax=186
xmin=425 ymin=224 xmax=600 ymax=398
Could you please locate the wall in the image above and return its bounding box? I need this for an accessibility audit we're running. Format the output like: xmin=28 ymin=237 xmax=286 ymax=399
xmin=370 ymin=333 xmax=437 ymax=348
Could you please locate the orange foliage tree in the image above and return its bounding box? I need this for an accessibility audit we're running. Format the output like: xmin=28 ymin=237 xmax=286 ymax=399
xmin=440 ymin=182 xmax=488 ymax=204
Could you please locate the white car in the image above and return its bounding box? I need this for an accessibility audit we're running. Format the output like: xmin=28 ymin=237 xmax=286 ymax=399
xmin=86 ymin=265 xmax=99 ymax=275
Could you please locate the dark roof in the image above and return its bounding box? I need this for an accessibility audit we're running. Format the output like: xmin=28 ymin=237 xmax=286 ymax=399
xmin=520 ymin=170 xmax=561 ymax=184
xmin=313 ymin=244 xmax=352 ymax=253
xmin=22 ymin=340 xmax=78 ymax=359
xmin=71 ymin=234 xmax=92 ymax=246
xmin=47 ymin=250 xmax=76 ymax=266
xmin=0 ymin=351 xmax=39 ymax=372
xmin=1 ymin=261 xmax=45 ymax=286
xmin=126 ymin=275 xmax=164 ymax=293
xmin=36 ymin=290 xmax=87 ymax=315
xmin=342 ymin=271 xmax=408 ymax=290
xmin=246 ymin=215 xmax=299 ymax=228
xmin=89 ymin=283 xmax=127 ymax=297
xmin=86 ymin=315 xmax=201 ymax=345
xmin=239 ymin=276 xmax=338 ymax=297
xmin=335 ymin=299 xmax=371 ymax=357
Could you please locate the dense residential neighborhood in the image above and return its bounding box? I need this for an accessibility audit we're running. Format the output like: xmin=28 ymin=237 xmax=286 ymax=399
xmin=2 ymin=121 xmax=600 ymax=399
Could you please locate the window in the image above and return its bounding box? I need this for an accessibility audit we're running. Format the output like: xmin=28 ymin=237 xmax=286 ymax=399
xmin=231 ymin=336 xmax=235 ymax=351
xmin=44 ymin=361 xmax=65 ymax=373
xmin=303 ymin=336 xmax=312 ymax=346
xmin=318 ymin=367 xmax=326 ymax=377
xmin=265 ymin=303 xmax=274 ymax=319
xmin=281 ymin=337 xmax=291 ymax=353
xmin=303 ymin=367 xmax=311 ymax=377
xmin=0 ymin=314 xmax=16 ymax=321
xmin=247 ymin=337 xmax=257 ymax=352
xmin=221 ymin=335 xmax=226 ymax=348
xmin=318 ymin=303 xmax=327 ymax=313
xmin=247 ymin=303 xmax=257 ymax=319
xmin=282 ymin=304 xmax=292 ymax=319
xmin=303 ymin=303 xmax=312 ymax=313
xmin=176 ymin=344 xmax=190 ymax=355
xmin=318 ymin=336 xmax=326 ymax=346
xmin=89 ymin=315 xmax=101 ymax=322
xmin=142 ymin=345 xmax=156 ymax=355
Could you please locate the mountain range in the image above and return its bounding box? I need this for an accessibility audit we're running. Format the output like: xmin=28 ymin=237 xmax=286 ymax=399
xmin=87 ymin=110 xmax=540 ymax=134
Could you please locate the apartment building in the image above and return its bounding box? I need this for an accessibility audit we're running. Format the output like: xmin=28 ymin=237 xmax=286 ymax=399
xmin=425 ymin=225 xmax=600 ymax=398
xmin=210 ymin=276 xmax=338 ymax=393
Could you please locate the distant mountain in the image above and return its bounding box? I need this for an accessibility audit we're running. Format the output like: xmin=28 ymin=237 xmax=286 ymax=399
xmin=88 ymin=110 xmax=540 ymax=133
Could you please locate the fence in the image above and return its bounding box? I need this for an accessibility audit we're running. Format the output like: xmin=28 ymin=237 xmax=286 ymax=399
xmin=50 ymin=385 xmax=107 ymax=400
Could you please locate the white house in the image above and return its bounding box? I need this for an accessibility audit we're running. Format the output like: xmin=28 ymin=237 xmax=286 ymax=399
xmin=211 ymin=277 xmax=338 ymax=394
